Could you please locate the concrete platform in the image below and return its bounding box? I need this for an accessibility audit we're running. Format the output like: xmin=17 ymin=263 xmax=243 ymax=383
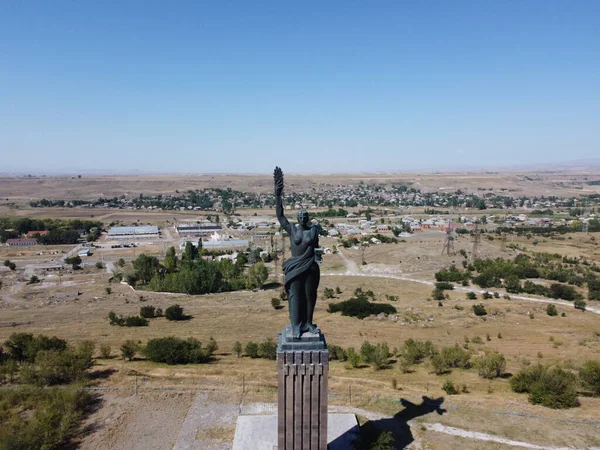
xmin=232 ymin=413 xmax=359 ymax=450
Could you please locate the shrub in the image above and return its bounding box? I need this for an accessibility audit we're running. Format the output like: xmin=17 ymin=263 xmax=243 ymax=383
xmin=493 ymin=292 xmax=500 ymax=298
xmin=474 ymin=351 xmax=506 ymax=379
xmin=482 ymin=291 xmax=493 ymax=300
xmin=271 ymin=297 xmax=282 ymax=309
xmin=245 ymin=342 xmax=259 ymax=358
xmin=327 ymin=295 xmax=396 ymax=319
xmin=100 ymin=344 xmax=111 ymax=359
xmin=140 ymin=305 xmax=158 ymax=318
xmin=435 ymin=282 xmax=454 ymax=291
xmin=328 ymin=345 xmax=348 ymax=361
xmin=206 ymin=337 xmax=218 ymax=355
xmin=574 ymin=299 xmax=587 ymax=311
xmin=95 ymin=261 xmax=104 ymax=269
xmin=579 ymin=360 xmax=600 ymax=396
xmin=105 ymin=287 xmax=112 ymax=295
xmin=431 ymin=288 xmax=445 ymax=301
xmin=510 ymin=364 xmax=579 ymax=408
xmin=401 ymin=339 xmax=437 ymax=365
xmin=360 ymin=341 xmax=389 ymax=370
xmin=233 ymin=341 xmax=242 ymax=357
xmin=144 ymin=337 xmax=214 ymax=364
xmin=4 ymin=333 xmax=67 ymax=364
xmin=21 ymin=343 xmax=93 ymax=386
xmin=165 ymin=304 xmax=188 ymax=320
xmin=28 ymin=275 xmax=40 ymax=284
xmin=0 ymin=386 xmax=94 ymax=450
xmin=472 ymin=304 xmax=487 ymax=316
xmin=324 ymin=287 xmax=335 ymax=299
xmin=471 ymin=336 xmax=483 ymax=344
xmin=258 ymin=338 xmax=277 ymax=360
xmin=120 ymin=340 xmax=139 ymax=360
xmin=347 ymin=347 xmax=361 ymax=368
xmin=125 ymin=316 xmax=148 ymax=327
xmin=546 ymin=304 xmax=558 ymax=316
xmin=466 ymin=292 xmax=477 ymax=300
xmin=442 ymin=380 xmax=459 ymax=395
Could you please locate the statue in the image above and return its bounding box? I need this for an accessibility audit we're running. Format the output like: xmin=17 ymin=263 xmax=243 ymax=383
xmin=274 ymin=166 xmax=322 ymax=339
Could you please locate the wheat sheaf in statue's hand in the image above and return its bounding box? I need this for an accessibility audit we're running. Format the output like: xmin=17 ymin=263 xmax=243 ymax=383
xmin=274 ymin=166 xmax=284 ymax=196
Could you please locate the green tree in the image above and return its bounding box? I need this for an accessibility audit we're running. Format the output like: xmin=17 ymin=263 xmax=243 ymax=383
xmin=182 ymin=241 xmax=197 ymax=261
xmin=546 ymin=304 xmax=558 ymax=316
xmin=233 ymin=341 xmax=243 ymax=357
xmin=132 ymin=254 xmax=160 ymax=284
xmin=164 ymin=246 xmax=178 ymax=273
xmin=246 ymin=261 xmax=269 ymax=289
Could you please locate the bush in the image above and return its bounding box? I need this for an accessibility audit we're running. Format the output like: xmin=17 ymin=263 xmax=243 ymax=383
xmin=120 ymin=340 xmax=139 ymax=360
xmin=95 ymin=261 xmax=104 ymax=269
xmin=258 ymin=338 xmax=277 ymax=360
xmin=482 ymin=291 xmax=493 ymax=300
xmin=20 ymin=343 xmax=93 ymax=386
xmin=271 ymin=297 xmax=282 ymax=309
xmin=165 ymin=304 xmax=188 ymax=320
xmin=105 ymin=287 xmax=112 ymax=295
xmin=401 ymin=339 xmax=437 ymax=365
xmin=324 ymin=287 xmax=335 ymax=299
xmin=245 ymin=342 xmax=259 ymax=358
xmin=579 ymin=360 xmax=600 ymax=396
xmin=474 ymin=351 xmax=506 ymax=379
xmin=144 ymin=337 xmax=214 ymax=364
xmin=335 ymin=286 xmax=342 ymax=294
xmin=140 ymin=305 xmax=158 ymax=318
xmin=472 ymin=304 xmax=487 ymax=316
xmin=328 ymin=345 xmax=348 ymax=361
xmin=100 ymin=344 xmax=111 ymax=359
xmin=546 ymin=304 xmax=558 ymax=316
xmin=510 ymin=364 xmax=579 ymax=408
xmin=431 ymin=288 xmax=445 ymax=301
xmin=442 ymin=380 xmax=459 ymax=395
xmin=466 ymin=292 xmax=477 ymax=300
xmin=4 ymin=333 xmax=68 ymax=363
xmin=327 ymin=295 xmax=396 ymax=319
xmin=233 ymin=341 xmax=242 ymax=357
xmin=125 ymin=316 xmax=148 ymax=327
xmin=574 ymin=299 xmax=587 ymax=310
xmin=435 ymin=282 xmax=454 ymax=291
xmin=360 ymin=341 xmax=389 ymax=370
xmin=347 ymin=347 xmax=361 ymax=368
xmin=0 ymin=386 xmax=94 ymax=450
xmin=27 ymin=275 xmax=40 ymax=284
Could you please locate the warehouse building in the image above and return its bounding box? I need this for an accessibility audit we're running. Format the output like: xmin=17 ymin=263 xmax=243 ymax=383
xmin=107 ymin=226 xmax=159 ymax=239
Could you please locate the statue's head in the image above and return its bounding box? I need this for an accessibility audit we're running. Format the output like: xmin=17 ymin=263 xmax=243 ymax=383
xmin=297 ymin=209 xmax=310 ymax=227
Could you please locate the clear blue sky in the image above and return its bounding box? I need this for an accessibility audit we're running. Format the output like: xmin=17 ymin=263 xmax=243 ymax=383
xmin=1 ymin=1 xmax=598 ymax=174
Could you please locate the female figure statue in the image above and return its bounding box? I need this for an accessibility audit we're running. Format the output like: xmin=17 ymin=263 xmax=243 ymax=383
xmin=274 ymin=166 xmax=321 ymax=339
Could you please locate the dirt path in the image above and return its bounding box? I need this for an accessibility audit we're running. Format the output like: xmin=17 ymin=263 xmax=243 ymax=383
xmin=329 ymin=252 xmax=600 ymax=315
xmin=423 ymin=423 xmax=597 ymax=450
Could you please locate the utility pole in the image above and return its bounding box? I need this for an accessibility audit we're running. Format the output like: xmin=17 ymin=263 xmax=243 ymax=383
xmin=472 ymin=222 xmax=481 ymax=260
xmin=442 ymin=220 xmax=455 ymax=255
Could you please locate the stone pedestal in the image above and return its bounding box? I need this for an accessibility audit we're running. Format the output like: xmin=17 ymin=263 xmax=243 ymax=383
xmin=277 ymin=325 xmax=328 ymax=450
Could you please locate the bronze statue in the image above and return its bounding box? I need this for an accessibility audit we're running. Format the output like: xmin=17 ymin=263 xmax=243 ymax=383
xmin=274 ymin=166 xmax=322 ymax=339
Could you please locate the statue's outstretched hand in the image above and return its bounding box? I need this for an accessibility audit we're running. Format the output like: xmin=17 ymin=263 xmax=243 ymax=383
xmin=274 ymin=166 xmax=284 ymax=196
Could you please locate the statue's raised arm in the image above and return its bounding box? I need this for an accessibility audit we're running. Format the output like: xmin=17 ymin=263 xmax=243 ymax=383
xmin=274 ymin=166 xmax=291 ymax=232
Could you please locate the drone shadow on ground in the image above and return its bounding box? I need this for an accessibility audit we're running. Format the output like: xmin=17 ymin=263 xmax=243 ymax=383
xmin=346 ymin=396 xmax=447 ymax=449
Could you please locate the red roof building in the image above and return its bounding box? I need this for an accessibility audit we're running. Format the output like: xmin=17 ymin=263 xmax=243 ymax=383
xmin=26 ymin=230 xmax=49 ymax=236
